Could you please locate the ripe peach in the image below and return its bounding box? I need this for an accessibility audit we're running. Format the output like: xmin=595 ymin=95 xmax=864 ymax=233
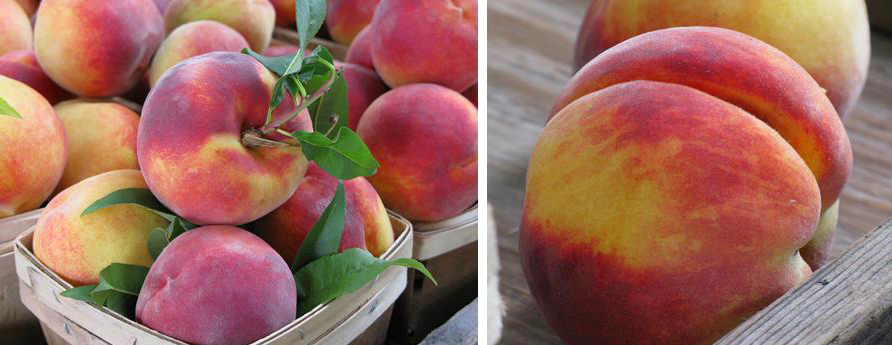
xmin=523 ymin=27 xmax=853 ymax=345
xmin=264 ymin=42 xmax=299 ymax=57
xmin=165 ymin=0 xmax=275 ymax=52
xmin=137 ymin=225 xmax=296 ymax=345
xmin=139 ymin=52 xmax=311 ymax=225
xmin=270 ymin=0 xmax=295 ymax=27
xmin=574 ymin=0 xmax=870 ymax=118
xmin=254 ymin=163 xmax=394 ymax=263
xmin=53 ymin=100 xmax=140 ymax=194
xmin=336 ymin=62 xmax=386 ymax=130
xmin=345 ymin=26 xmax=375 ymax=71
xmin=33 ymin=170 xmax=167 ymax=286
xmin=148 ymin=20 xmax=249 ymax=87
xmin=34 ymin=0 xmax=164 ymax=98
xmin=0 ymin=75 xmax=67 ymax=219
xmin=0 ymin=50 xmax=72 ymax=104
xmin=358 ymin=83 xmax=477 ymax=222
xmin=327 ymin=0 xmax=380 ymax=45
xmin=0 ymin=0 xmax=32 ymax=57
xmin=369 ymin=0 xmax=477 ymax=92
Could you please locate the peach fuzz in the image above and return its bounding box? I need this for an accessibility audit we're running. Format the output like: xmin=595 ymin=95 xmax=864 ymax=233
xmin=270 ymin=0 xmax=295 ymax=26
xmin=336 ymin=62 xmax=387 ymax=131
xmin=0 ymin=76 xmax=67 ymax=219
xmin=254 ymin=163 xmax=394 ymax=262
xmin=345 ymin=26 xmax=375 ymax=71
xmin=552 ymin=28 xmax=851 ymax=223
xmin=358 ymin=83 xmax=477 ymax=222
xmin=34 ymin=0 xmax=163 ymax=98
xmin=53 ymin=100 xmax=141 ymax=194
xmin=327 ymin=0 xmax=380 ymax=45
xmin=369 ymin=0 xmax=477 ymax=92
xmin=139 ymin=52 xmax=311 ymax=226
xmin=574 ymin=0 xmax=870 ymax=118
xmin=148 ymin=20 xmax=249 ymax=87
xmin=0 ymin=50 xmax=72 ymax=104
xmin=33 ymin=170 xmax=167 ymax=286
xmin=137 ymin=225 xmax=296 ymax=345
xmin=0 ymin=0 xmax=32 ymax=57
xmin=165 ymin=0 xmax=275 ymax=52
xmin=522 ymin=81 xmax=820 ymax=345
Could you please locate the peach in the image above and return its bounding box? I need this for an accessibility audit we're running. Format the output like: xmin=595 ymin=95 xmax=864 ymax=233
xmin=0 ymin=50 xmax=72 ymax=104
xmin=254 ymin=163 xmax=394 ymax=263
xmin=53 ymin=100 xmax=140 ymax=194
xmin=327 ymin=0 xmax=380 ymax=45
xmin=336 ymin=62 xmax=386 ymax=131
xmin=345 ymin=26 xmax=374 ymax=71
xmin=0 ymin=75 xmax=66 ymax=219
xmin=13 ymin=0 xmax=38 ymax=16
xmin=139 ymin=52 xmax=311 ymax=225
xmin=33 ymin=170 xmax=167 ymax=286
xmin=574 ymin=0 xmax=870 ymax=118
xmin=358 ymin=83 xmax=477 ymax=222
xmin=34 ymin=0 xmax=164 ymax=98
xmin=264 ymin=42 xmax=299 ymax=57
xmin=522 ymin=27 xmax=853 ymax=345
xmin=523 ymin=81 xmax=819 ymax=345
xmin=148 ymin=20 xmax=249 ymax=87
xmin=165 ymin=0 xmax=275 ymax=52
xmin=270 ymin=0 xmax=295 ymax=27
xmin=0 ymin=0 xmax=32 ymax=57
xmin=137 ymin=225 xmax=296 ymax=345
xmin=463 ymin=83 xmax=477 ymax=107
xmin=368 ymin=0 xmax=477 ymax=92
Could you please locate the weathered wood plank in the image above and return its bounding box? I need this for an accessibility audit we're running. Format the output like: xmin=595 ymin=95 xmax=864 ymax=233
xmin=488 ymin=0 xmax=892 ymax=343
xmin=716 ymin=219 xmax=892 ymax=344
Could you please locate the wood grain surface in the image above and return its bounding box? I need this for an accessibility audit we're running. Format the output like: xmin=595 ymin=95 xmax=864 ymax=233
xmin=487 ymin=0 xmax=892 ymax=344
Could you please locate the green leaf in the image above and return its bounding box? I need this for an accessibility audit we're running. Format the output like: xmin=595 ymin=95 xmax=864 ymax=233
xmin=0 ymin=97 xmax=21 ymax=118
xmin=292 ymin=128 xmax=379 ymax=180
xmin=147 ymin=228 xmax=169 ymax=260
xmin=308 ymin=72 xmax=349 ymax=137
xmin=60 ymin=285 xmax=97 ymax=302
xmin=295 ymin=0 xmax=327 ymax=50
xmin=292 ymin=182 xmax=346 ymax=271
xmin=81 ymin=188 xmax=168 ymax=218
xmin=93 ymin=264 xmax=150 ymax=297
xmin=294 ymin=249 xmax=436 ymax=314
xmin=167 ymin=217 xmax=190 ymax=240
xmin=242 ymin=48 xmax=303 ymax=77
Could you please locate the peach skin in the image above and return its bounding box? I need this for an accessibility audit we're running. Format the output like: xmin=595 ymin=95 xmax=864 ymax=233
xmin=53 ymin=100 xmax=141 ymax=194
xmin=0 ymin=50 xmax=72 ymax=105
xmin=33 ymin=169 xmax=168 ymax=286
xmin=0 ymin=75 xmax=67 ymax=219
xmin=336 ymin=62 xmax=387 ymax=131
xmin=358 ymin=83 xmax=477 ymax=222
xmin=165 ymin=0 xmax=276 ymax=52
xmin=139 ymin=52 xmax=311 ymax=226
xmin=148 ymin=20 xmax=250 ymax=87
xmin=327 ymin=0 xmax=380 ymax=45
xmin=34 ymin=0 xmax=164 ymax=98
xmin=345 ymin=26 xmax=375 ymax=71
xmin=0 ymin=0 xmax=32 ymax=57
xmin=574 ymin=0 xmax=870 ymax=118
xmin=523 ymin=80 xmax=820 ymax=345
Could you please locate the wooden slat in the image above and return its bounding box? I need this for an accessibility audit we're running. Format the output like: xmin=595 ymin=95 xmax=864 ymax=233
xmin=716 ymin=219 xmax=892 ymax=344
xmin=488 ymin=0 xmax=892 ymax=343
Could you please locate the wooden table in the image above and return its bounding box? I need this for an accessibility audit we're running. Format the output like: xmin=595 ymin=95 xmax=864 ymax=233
xmin=487 ymin=1 xmax=892 ymax=344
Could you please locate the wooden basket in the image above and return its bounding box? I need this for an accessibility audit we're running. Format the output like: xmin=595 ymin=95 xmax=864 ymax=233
xmin=14 ymin=211 xmax=415 ymax=345
xmin=0 ymin=208 xmax=44 ymax=343
xmin=390 ymin=206 xmax=479 ymax=345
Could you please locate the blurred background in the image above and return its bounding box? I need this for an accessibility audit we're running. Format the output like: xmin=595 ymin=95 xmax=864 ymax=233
xmin=487 ymin=0 xmax=892 ymax=344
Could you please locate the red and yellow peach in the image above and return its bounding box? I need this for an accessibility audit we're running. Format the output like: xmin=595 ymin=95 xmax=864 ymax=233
xmin=33 ymin=169 xmax=167 ymax=286
xmin=148 ymin=20 xmax=249 ymax=87
xmin=164 ymin=0 xmax=275 ymax=52
xmin=34 ymin=0 xmax=164 ymax=98
xmin=574 ymin=0 xmax=870 ymax=118
xmin=0 ymin=75 xmax=67 ymax=219
xmin=0 ymin=0 xmax=32 ymax=57
xmin=0 ymin=50 xmax=72 ymax=105
xmin=358 ymin=83 xmax=477 ymax=222
xmin=327 ymin=0 xmax=380 ymax=45
xmin=345 ymin=26 xmax=375 ymax=71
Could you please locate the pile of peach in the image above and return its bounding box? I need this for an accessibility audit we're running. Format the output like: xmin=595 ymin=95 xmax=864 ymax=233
xmin=521 ymin=2 xmax=867 ymax=345
xmin=0 ymin=0 xmax=476 ymax=344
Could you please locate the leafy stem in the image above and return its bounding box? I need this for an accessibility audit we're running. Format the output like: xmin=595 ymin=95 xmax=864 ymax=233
xmin=261 ymin=64 xmax=341 ymax=135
